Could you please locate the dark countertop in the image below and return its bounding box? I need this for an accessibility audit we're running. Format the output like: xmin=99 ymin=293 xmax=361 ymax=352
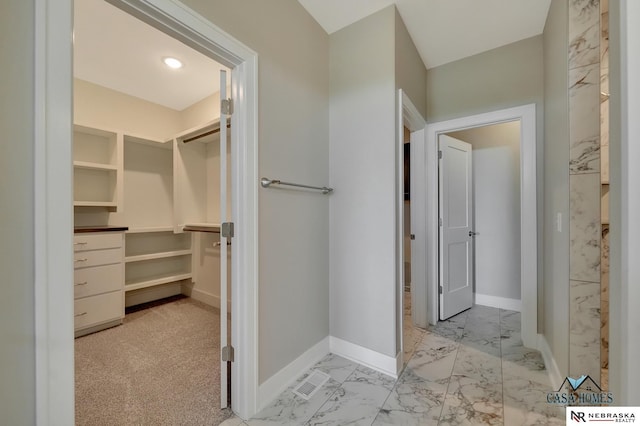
xmin=74 ymin=226 xmax=129 ymax=234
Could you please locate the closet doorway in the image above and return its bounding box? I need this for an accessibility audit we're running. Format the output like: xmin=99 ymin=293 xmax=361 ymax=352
xmin=72 ymin=0 xmax=238 ymax=422
xmin=397 ymin=90 xmax=427 ymax=366
xmin=424 ymin=104 xmax=538 ymax=348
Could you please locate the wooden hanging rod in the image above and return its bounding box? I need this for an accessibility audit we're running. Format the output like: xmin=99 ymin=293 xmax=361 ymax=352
xmin=183 ymin=122 xmax=231 ymax=144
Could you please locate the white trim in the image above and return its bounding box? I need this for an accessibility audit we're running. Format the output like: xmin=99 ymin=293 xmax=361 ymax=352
xmin=329 ymin=336 xmax=399 ymax=379
xmin=610 ymin=0 xmax=640 ymax=405
xmin=125 ymin=283 xmax=181 ymax=307
xmin=34 ymin=0 xmax=75 ymax=424
xmin=257 ymin=337 xmax=330 ymax=411
xmin=185 ymin=286 xmax=232 ymax=312
xmin=397 ymin=90 xmax=427 ymax=360
xmin=474 ymin=294 xmax=522 ymax=312
xmin=538 ymin=334 xmax=563 ymax=391
xmin=37 ymin=0 xmax=260 ymax=421
xmin=425 ymin=104 xmax=538 ymax=348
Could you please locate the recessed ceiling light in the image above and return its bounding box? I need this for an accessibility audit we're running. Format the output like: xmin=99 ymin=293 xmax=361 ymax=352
xmin=163 ymin=57 xmax=183 ymax=69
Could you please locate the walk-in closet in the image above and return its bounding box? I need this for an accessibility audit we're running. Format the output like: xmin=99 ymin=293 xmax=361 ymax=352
xmin=72 ymin=0 xmax=233 ymax=423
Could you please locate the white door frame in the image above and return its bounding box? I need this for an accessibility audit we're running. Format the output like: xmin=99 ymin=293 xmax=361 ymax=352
xmin=424 ymin=104 xmax=537 ymax=348
xmin=34 ymin=0 xmax=260 ymax=422
xmin=396 ymin=90 xmax=426 ymax=361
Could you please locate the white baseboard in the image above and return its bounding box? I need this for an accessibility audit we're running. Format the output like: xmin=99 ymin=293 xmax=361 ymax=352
xmin=125 ymin=283 xmax=181 ymax=307
xmin=538 ymin=333 xmax=563 ymax=391
xmin=474 ymin=293 xmax=522 ymax=312
xmin=329 ymin=336 xmax=399 ymax=379
xmin=258 ymin=336 xmax=330 ymax=411
xmin=182 ymin=286 xmax=231 ymax=312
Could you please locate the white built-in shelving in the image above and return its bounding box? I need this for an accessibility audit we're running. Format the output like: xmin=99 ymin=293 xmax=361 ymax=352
xmin=74 ymin=117 xmax=229 ymax=309
xmin=121 ymin=132 xmax=193 ymax=301
xmin=73 ymin=125 xmax=123 ymax=211
xmin=173 ymin=119 xmax=229 ymax=232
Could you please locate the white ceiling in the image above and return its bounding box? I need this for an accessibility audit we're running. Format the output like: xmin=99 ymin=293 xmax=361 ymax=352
xmin=297 ymin=0 xmax=552 ymax=69
xmin=74 ymin=0 xmax=551 ymax=110
xmin=74 ymin=0 xmax=228 ymax=111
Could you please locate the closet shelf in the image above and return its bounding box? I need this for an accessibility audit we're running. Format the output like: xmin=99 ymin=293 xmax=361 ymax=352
xmin=125 ymin=250 xmax=192 ymax=263
xmin=125 ymin=272 xmax=192 ymax=292
xmin=126 ymin=226 xmax=175 ymax=234
xmin=74 ymin=160 xmax=118 ymax=171
xmin=74 ymin=201 xmax=118 ymax=208
xmin=183 ymin=223 xmax=221 ymax=233
xmin=124 ymin=134 xmax=172 ymax=150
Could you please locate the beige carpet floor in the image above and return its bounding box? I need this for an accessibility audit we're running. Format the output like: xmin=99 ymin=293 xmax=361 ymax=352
xmin=75 ymin=296 xmax=233 ymax=425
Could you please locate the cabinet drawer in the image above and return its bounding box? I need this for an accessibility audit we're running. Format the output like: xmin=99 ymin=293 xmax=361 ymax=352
xmin=74 ymin=291 xmax=123 ymax=330
xmin=74 ymin=247 xmax=122 ymax=269
xmin=74 ymin=233 xmax=122 ymax=252
xmin=74 ymin=263 xmax=123 ymax=299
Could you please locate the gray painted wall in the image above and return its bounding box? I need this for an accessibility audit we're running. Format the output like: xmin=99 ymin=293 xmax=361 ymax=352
xmin=329 ymin=6 xmax=426 ymax=360
xmin=330 ymin=6 xmax=398 ymax=357
xmin=395 ymin=9 xmax=427 ymax=118
xmin=177 ymin=0 xmax=332 ymax=385
xmin=0 ymin=0 xmax=36 ymax=423
xmin=542 ymin=0 xmax=570 ymax=378
xmin=427 ymin=35 xmax=545 ymax=329
xmin=394 ymin=7 xmax=427 ymax=358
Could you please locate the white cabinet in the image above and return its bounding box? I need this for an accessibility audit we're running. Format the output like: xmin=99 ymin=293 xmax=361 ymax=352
xmin=74 ymin=230 xmax=125 ymax=337
xmin=73 ymin=125 xmax=123 ymax=211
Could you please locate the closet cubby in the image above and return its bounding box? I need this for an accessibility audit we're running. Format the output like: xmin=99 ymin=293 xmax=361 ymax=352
xmin=125 ymin=231 xmax=192 ymax=259
xmin=123 ymin=134 xmax=174 ymax=230
xmin=73 ymin=125 xmax=123 ymax=211
xmin=124 ymin=231 xmax=192 ymax=292
xmin=124 ymin=255 xmax=192 ymax=292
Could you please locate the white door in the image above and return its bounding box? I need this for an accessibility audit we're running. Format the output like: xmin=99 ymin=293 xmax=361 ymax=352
xmin=438 ymin=135 xmax=474 ymax=320
xmin=219 ymin=69 xmax=230 ymax=409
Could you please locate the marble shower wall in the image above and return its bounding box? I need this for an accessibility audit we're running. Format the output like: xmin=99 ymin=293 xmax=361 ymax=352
xmin=568 ymin=0 xmax=601 ymax=383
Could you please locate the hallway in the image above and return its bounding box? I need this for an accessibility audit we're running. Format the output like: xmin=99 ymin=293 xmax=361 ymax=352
xmin=225 ymin=305 xmax=563 ymax=425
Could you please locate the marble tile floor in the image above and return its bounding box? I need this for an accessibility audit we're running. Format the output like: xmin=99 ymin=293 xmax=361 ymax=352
xmin=222 ymin=305 xmax=564 ymax=426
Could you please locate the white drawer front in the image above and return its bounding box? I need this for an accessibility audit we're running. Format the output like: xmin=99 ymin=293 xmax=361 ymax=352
xmin=74 ymin=233 xmax=123 ymax=252
xmin=74 ymin=263 xmax=123 ymax=299
xmin=74 ymin=291 xmax=123 ymax=330
xmin=74 ymin=247 xmax=122 ymax=269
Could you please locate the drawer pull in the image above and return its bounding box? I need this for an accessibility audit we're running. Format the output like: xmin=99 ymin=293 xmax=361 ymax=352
xmin=74 ymin=258 xmax=88 ymax=263
xmin=74 ymin=312 xmax=87 ymax=317
xmin=74 ymin=281 xmax=88 ymax=286
xmin=74 ymin=242 xmax=88 ymax=246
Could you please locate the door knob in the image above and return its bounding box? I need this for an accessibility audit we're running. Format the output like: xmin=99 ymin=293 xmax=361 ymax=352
xmin=469 ymin=231 xmax=478 ymax=237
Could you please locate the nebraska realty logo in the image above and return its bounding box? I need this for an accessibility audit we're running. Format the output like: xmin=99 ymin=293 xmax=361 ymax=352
xmin=566 ymin=406 xmax=638 ymax=423
xmin=547 ymin=375 xmax=614 ymax=405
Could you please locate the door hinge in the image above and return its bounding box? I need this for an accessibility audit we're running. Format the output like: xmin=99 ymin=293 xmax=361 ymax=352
xmin=439 ymin=286 xmax=443 ymax=294
xmin=221 ymin=98 xmax=234 ymax=115
xmin=410 ymin=234 xmax=416 ymax=240
xmin=439 ymin=218 xmax=443 ymax=226
xmin=438 ymin=150 xmax=443 ymax=159
xmin=222 ymin=345 xmax=235 ymax=362
xmin=221 ymin=222 xmax=235 ymax=239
